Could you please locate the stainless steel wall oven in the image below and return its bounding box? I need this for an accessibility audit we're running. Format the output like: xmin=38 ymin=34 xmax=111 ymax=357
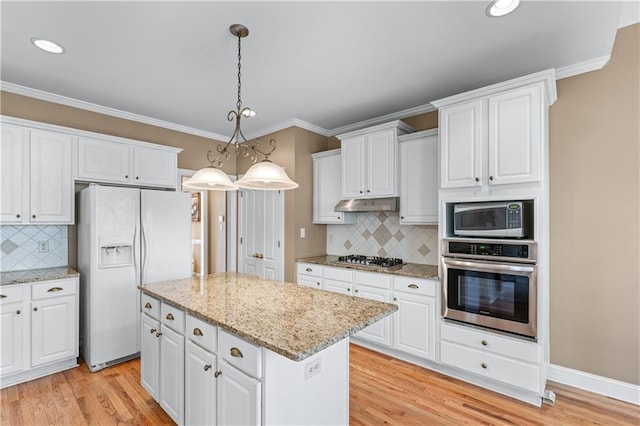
xmin=442 ymin=238 xmax=537 ymax=339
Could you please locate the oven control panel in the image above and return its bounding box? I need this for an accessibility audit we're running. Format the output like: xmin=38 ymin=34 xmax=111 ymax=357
xmin=444 ymin=239 xmax=536 ymax=261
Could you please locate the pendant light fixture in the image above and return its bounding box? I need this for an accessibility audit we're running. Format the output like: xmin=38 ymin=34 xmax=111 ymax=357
xmin=183 ymin=24 xmax=298 ymax=191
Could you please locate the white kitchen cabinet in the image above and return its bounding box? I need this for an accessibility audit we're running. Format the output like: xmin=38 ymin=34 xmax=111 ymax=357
xmin=217 ymin=359 xmax=261 ymax=426
xmin=296 ymin=262 xmax=323 ymax=289
xmin=140 ymin=313 xmax=161 ymax=400
xmin=159 ymin=324 xmax=185 ymax=425
xmin=338 ymin=120 xmax=413 ymax=199
xmin=185 ymin=339 xmax=217 ymax=426
xmin=30 ymin=280 xmax=77 ymax=367
xmin=392 ymin=277 xmax=437 ymax=360
xmin=0 ymin=125 xmax=74 ymax=224
xmin=434 ymin=71 xmax=555 ymax=190
xmin=312 ymin=149 xmax=356 ymax=224
xmin=0 ymin=292 xmax=25 ymax=376
xmin=77 ymin=137 xmax=178 ymax=189
xmin=354 ymin=272 xmax=392 ymax=347
xmin=399 ymin=129 xmax=439 ymax=224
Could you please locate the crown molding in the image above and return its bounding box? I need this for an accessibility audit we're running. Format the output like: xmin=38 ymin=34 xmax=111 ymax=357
xmin=0 ymin=81 xmax=230 ymax=142
xmin=328 ymin=103 xmax=436 ymax=137
xmin=554 ymin=55 xmax=611 ymax=80
xmin=244 ymin=118 xmax=331 ymax=139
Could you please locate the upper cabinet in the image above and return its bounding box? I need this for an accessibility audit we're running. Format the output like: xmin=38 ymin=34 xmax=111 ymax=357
xmin=433 ymin=69 xmax=557 ymax=191
xmin=399 ymin=130 xmax=438 ymax=225
xmin=1 ymin=125 xmax=74 ymax=224
xmin=337 ymin=121 xmax=414 ymax=199
xmin=78 ymin=136 xmax=178 ymax=188
xmin=311 ymin=149 xmax=356 ymax=225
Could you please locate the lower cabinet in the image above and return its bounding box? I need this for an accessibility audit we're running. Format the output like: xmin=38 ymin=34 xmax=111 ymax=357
xmin=392 ymin=277 xmax=437 ymax=360
xmin=185 ymin=341 xmax=216 ymax=426
xmin=217 ymin=360 xmax=261 ymax=425
xmin=0 ymin=277 xmax=79 ymax=389
xmin=140 ymin=313 xmax=160 ymax=399
xmin=159 ymin=324 xmax=185 ymax=423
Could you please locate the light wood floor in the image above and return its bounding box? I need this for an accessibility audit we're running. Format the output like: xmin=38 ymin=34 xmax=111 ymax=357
xmin=1 ymin=344 xmax=638 ymax=425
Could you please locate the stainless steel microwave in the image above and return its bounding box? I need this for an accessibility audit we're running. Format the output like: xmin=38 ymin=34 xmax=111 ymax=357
xmin=453 ymin=201 xmax=532 ymax=239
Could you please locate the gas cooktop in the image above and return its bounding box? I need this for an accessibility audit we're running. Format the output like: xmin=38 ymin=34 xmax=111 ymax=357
xmin=331 ymin=255 xmax=404 ymax=270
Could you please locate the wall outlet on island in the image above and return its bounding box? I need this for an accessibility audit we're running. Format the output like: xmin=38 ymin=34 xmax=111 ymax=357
xmin=305 ymin=357 xmax=321 ymax=380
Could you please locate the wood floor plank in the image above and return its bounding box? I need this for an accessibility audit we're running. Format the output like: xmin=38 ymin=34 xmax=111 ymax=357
xmin=1 ymin=346 xmax=638 ymax=425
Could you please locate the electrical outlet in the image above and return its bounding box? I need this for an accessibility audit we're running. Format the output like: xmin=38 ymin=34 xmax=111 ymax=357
xmin=299 ymin=227 xmax=306 ymax=238
xmin=305 ymin=358 xmax=321 ymax=380
xmin=38 ymin=241 xmax=49 ymax=253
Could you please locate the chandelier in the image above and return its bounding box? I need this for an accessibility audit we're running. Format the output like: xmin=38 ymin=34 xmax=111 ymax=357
xmin=183 ymin=24 xmax=298 ymax=191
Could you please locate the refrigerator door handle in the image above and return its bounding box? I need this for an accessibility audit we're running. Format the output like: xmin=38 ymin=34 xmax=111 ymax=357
xmin=133 ymin=226 xmax=139 ymax=280
xmin=141 ymin=218 xmax=147 ymax=282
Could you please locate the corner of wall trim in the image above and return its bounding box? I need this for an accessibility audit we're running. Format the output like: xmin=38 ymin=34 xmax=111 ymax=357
xmin=555 ymin=55 xmax=611 ymax=80
xmin=547 ymin=363 xmax=640 ymax=406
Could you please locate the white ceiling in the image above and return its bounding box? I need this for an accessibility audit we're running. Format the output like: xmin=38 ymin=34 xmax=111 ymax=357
xmin=0 ymin=1 xmax=632 ymax=140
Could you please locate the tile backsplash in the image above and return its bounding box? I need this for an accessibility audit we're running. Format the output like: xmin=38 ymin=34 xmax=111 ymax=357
xmin=0 ymin=225 xmax=68 ymax=272
xmin=326 ymin=212 xmax=438 ymax=265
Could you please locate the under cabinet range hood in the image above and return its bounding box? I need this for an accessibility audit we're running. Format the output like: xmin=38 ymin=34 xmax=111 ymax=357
xmin=334 ymin=197 xmax=399 ymax=212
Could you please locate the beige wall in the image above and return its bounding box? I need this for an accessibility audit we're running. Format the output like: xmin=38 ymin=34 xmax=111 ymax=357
xmin=548 ymin=23 xmax=639 ymax=385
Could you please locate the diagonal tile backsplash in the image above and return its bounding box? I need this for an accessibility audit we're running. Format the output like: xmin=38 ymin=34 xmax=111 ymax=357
xmin=327 ymin=212 xmax=438 ymax=265
xmin=0 ymin=225 xmax=68 ymax=272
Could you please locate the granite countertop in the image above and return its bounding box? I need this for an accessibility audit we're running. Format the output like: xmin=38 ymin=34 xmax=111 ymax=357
xmin=139 ymin=272 xmax=397 ymax=362
xmin=297 ymin=255 xmax=439 ymax=280
xmin=0 ymin=267 xmax=80 ymax=286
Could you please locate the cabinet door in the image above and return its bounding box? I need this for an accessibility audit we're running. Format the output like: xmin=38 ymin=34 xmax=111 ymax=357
xmin=367 ymin=129 xmax=397 ymax=197
xmin=393 ymin=292 xmax=435 ymax=360
xmin=341 ymin=136 xmax=366 ymax=198
xmin=185 ymin=340 xmax=216 ymax=426
xmin=159 ymin=324 xmax=185 ymax=425
xmin=488 ymin=85 xmax=542 ymax=185
xmin=218 ymin=360 xmax=261 ymax=426
xmin=31 ymin=295 xmax=77 ymax=367
xmin=0 ymin=303 xmax=25 ymax=376
xmin=29 ymin=130 xmax=74 ymax=223
xmin=400 ymin=136 xmax=438 ymax=224
xmin=354 ymin=285 xmax=392 ymax=347
xmin=141 ymin=314 xmax=161 ymax=400
xmin=440 ymin=100 xmax=484 ymax=188
xmin=77 ymin=137 xmax=131 ymax=184
xmin=297 ymin=275 xmax=322 ymax=289
xmin=133 ymin=147 xmax=177 ymax=188
xmin=324 ymin=278 xmax=352 ymax=295
xmin=313 ymin=152 xmax=356 ymax=224
xmin=1 ymin=125 xmax=26 ymax=223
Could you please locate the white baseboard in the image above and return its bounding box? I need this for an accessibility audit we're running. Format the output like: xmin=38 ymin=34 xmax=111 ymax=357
xmin=548 ymin=364 xmax=640 ymax=406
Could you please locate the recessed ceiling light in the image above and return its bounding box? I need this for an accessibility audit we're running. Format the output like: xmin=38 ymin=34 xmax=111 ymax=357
xmin=31 ymin=37 xmax=65 ymax=54
xmin=487 ymin=0 xmax=520 ymax=17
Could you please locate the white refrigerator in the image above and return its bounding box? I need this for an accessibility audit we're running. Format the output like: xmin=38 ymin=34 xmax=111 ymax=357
xmin=77 ymin=184 xmax=191 ymax=372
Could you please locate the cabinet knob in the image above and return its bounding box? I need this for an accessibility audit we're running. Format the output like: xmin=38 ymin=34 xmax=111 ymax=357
xmin=481 ymin=340 xmax=488 ymax=346
xmin=156 ymin=332 xmax=162 ymax=337
xmin=204 ymin=364 xmax=211 ymax=372
xmin=400 ymin=216 xmax=405 ymax=219
xmin=136 ymin=176 xmax=140 ymax=180
xmin=316 ymin=282 xmax=320 ymax=287
xmin=393 ymin=297 xmax=397 ymax=302
xmin=33 ymin=307 xmax=38 ymax=311
xmin=305 ymin=268 xmax=312 ymax=272
xmin=230 ymin=347 xmax=244 ymax=358
xmin=355 ymin=289 xmax=359 ymax=293
xmin=347 ymin=288 xmax=351 ymax=292
xmin=475 ymin=177 xmax=480 ymax=183
xmin=16 ymin=309 xmax=21 ymax=315
xmin=125 ymin=175 xmax=129 ymax=179
xmin=16 ymin=214 xmax=20 ymax=218
xmin=214 ymin=371 xmax=222 ymax=378
xmin=366 ymin=189 xmax=370 ymax=193
xmin=165 ymin=313 xmax=174 ymax=321
xmin=32 ymin=214 xmax=36 ymax=219
xmin=359 ymin=190 xmax=363 ymax=194
xmin=337 ymin=216 xmax=341 ymax=219
xmin=481 ymin=362 xmax=488 ymax=369
xmin=489 ymin=176 xmax=494 ymax=181
xmin=150 ymin=328 xmax=157 ymax=334
xmin=193 ymin=328 xmax=203 ymax=336
xmin=144 ymin=302 xmax=152 ymax=309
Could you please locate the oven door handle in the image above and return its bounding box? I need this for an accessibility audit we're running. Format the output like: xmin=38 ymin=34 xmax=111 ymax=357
xmin=442 ymin=257 xmax=535 ymax=274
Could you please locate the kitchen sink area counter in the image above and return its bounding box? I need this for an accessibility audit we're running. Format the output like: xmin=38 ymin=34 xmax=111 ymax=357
xmin=298 ymin=255 xmax=439 ymax=280
xmin=139 ymin=271 xmax=397 ymax=361
xmin=0 ymin=266 xmax=79 ymax=286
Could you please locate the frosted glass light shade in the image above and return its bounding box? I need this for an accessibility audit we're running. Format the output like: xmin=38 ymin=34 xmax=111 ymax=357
xmin=182 ymin=166 xmax=238 ymax=191
xmin=235 ymin=160 xmax=298 ymax=190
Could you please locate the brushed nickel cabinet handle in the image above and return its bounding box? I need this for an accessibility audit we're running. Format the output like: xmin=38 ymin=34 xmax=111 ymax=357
xmin=408 ymin=284 xmax=419 ymax=289
xmin=150 ymin=328 xmax=157 ymax=334
xmin=193 ymin=328 xmax=203 ymax=336
xmin=144 ymin=302 xmax=152 ymax=309
xmin=214 ymin=371 xmax=222 ymax=378
xmin=47 ymin=287 xmax=64 ymax=292
xmin=481 ymin=363 xmax=488 ymax=369
xmin=204 ymin=364 xmax=211 ymax=371
xmin=165 ymin=313 xmax=174 ymax=320
xmin=0 ymin=294 xmax=6 ymax=299
xmin=230 ymin=347 xmax=244 ymax=358
xmin=481 ymin=340 xmax=488 ymax=346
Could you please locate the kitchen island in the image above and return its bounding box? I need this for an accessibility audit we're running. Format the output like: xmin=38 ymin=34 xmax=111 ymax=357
xmin=139 ymin=272 xmax=397 ymax=425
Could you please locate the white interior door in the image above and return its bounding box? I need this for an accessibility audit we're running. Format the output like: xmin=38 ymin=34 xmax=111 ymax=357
xmin=238 ymin=189 xmax=284 ymax=281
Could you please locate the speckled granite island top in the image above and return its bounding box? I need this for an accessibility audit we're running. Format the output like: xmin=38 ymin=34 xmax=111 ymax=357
xmin=139 ymin=272 xmax=397 ymax=362
xmin=298 ymin=255 xmax=439 ymax=280
xmin=0 ymin=267 xmax=79 ymax=286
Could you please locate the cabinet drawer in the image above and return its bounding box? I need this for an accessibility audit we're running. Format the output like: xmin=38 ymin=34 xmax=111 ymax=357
xmin=219 ymin=329 xmax=262 ymax=379
xmin=186 ymin=314 xmax=217 ymax=353
xmin=393 ymin=277 xmax=436 ymax=297
xmin=296 ymin=263 xmax=322 ymax=278
xmin=31 ymin=279 xmax=77 ymax=300
xmin=324 ymin=266 xmax=353 ymax=283
xmin=161 ymin=302 xmax=185 ymax=333
xmin=441 ymin=322 xmax=541 ymax=364
xmin=355 ymin=271 xmax=391 ymax=289
xmin=141 ymin=293 xmax=160 ymax=320
xmin=0 ymin=285 xmax=23 ymax=304
xmin=441 ymin=341 xmax=541 ymax=393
